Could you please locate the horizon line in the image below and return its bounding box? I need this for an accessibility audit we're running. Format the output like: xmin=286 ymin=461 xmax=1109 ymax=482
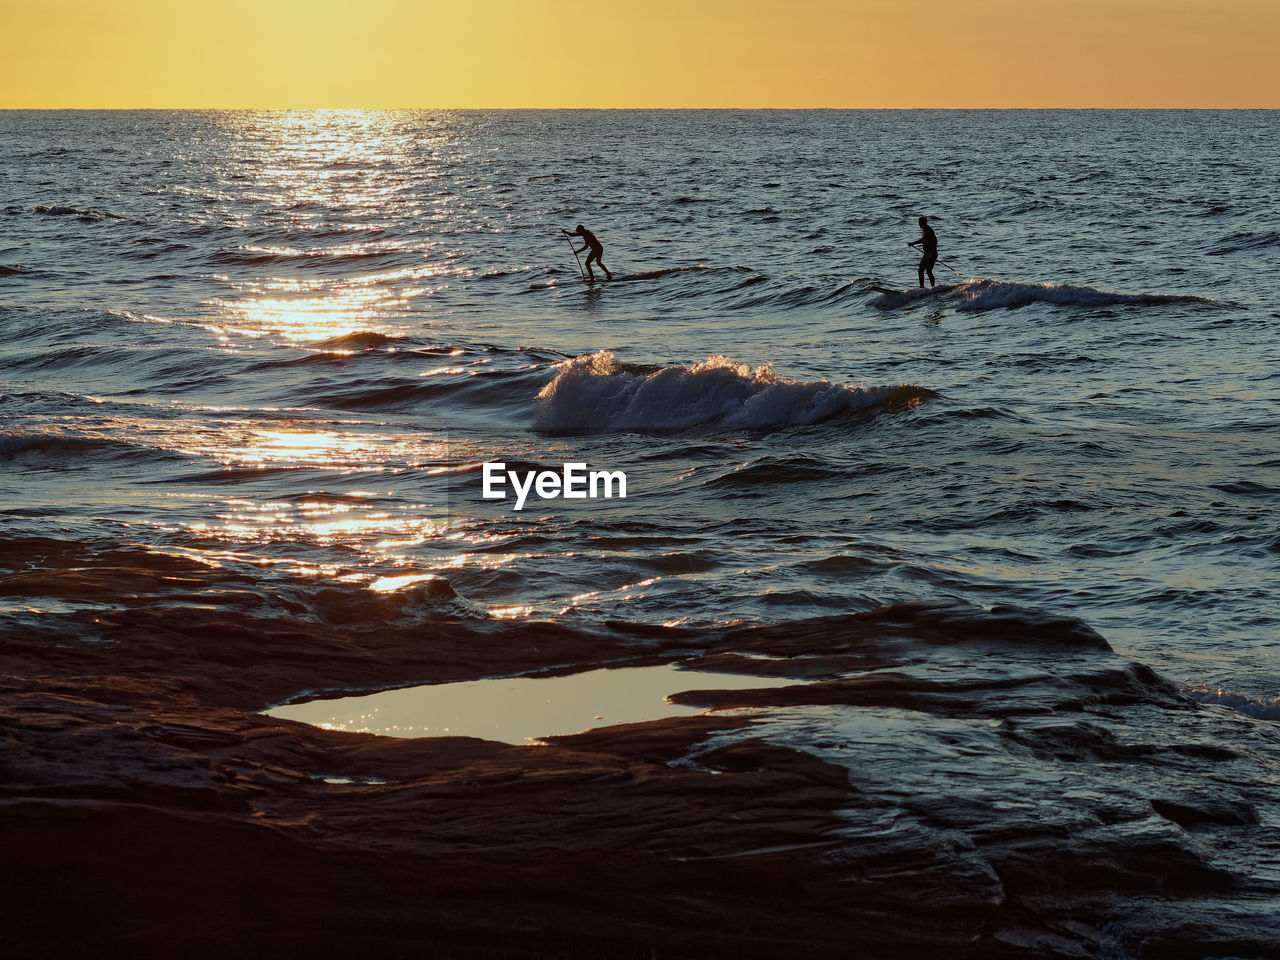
xmin=3 ymin=105 xmax=1278 ymax=112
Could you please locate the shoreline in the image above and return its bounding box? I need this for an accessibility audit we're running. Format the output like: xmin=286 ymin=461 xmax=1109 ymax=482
xmin=5 ymin=597 xmax=1279 ymax=958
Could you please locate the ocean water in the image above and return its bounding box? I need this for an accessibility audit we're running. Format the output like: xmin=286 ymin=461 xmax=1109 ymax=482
xmin=2 ymin=109 xmax=1278 ymax=710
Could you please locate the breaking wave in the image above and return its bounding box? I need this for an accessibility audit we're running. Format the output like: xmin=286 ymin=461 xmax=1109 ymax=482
xmin=534 ymin=351 xmax=931 ymax=433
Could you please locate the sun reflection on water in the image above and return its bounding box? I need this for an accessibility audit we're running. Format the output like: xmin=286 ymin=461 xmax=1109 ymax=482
xmin=87 ymin=112 xmax=508 ymax=612
xmin=206 ymin=110 xmax=460 ymax=342
xmin=175 ymin=427 xmax=448 ymax=471
xmin=214 ymin=279 xmax=406 ymax=342
xmin=211 ymin=501 xmax=447 ymax=544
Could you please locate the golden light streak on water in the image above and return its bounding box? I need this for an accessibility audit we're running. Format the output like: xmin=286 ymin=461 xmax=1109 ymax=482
xmin=173 ymin=428 xmax=450 ymax=470
xmin=213 ymin=288 xmax=393 ymax=342
xmin=368 ymin=573 xmax=447 ymax=593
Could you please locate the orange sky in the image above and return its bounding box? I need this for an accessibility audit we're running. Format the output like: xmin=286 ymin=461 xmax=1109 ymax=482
xmin=3 ymin=0 xmax=1278 ymax=108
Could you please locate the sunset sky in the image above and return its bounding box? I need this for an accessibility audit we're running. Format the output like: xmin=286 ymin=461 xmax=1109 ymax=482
xmin=3 ymin=0 xmax=1278 ymax=108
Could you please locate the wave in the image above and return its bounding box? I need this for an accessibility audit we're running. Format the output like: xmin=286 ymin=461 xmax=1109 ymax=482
xmin=0 ymin=387 xmax=120 ymax=415
xmin=3 ymin=342 xmax=229 ymax=385
xmin=0 ymin=264 xmax=24 ymax=275
xmin=1207 ymin=230 xmax=1280 ymax=255
xmin=0 ymin=431 xmax=149 ymax=461
xmin=532 ymin=264 xmax=740 ymax=291
xmin=31 ymin=204 xmax=125 ymax=221
xmin=209 ymin=245 xmax=421 ymax=269
xmin=871 ymin=278 xmax=1209 ymax=312
xmin=298 ymin=376 xmax=468 ymax=411
xmin=1211 ymin=480 xmax=1280 ymax=498
xmin=314 ymin=331 xmax=417 ymax=351
xmin=297 ymin=364 xmax=545 ymax=412
xmin=534 ymin=351 xmax=932 ymax=433
xmin=732 ymin=278 xmax=870 ymax=311
xmin=256 ymin=340 xmax=558 ymax=375
xmin=704 ymin=456 xmax=853 ymax=488
xmin=1184 ymin=684 xmax=1280 ymax=721
xmin=249 ymin=333 xmax=500 ymax=372
xmin=959 ymin=279 xmax=1210 ymax=311
xmin=600 ymin=265 xmax=711 ymax=283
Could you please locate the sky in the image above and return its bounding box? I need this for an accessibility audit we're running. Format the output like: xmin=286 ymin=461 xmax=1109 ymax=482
xmin=2 ymin=0 xmax=1278 ymax=108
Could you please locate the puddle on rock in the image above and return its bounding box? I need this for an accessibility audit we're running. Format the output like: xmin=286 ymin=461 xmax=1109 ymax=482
xmin=267 ymin=662 xmax=803 ymax=745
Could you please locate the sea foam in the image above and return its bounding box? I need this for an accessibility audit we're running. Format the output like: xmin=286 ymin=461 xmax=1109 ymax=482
xmin=534 ymin=351 xmax=928 ymax=433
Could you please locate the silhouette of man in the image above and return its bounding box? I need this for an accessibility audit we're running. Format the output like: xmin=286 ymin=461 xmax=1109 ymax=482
xmin=907 ymin=216 xmax=937 ymax=288
xmin=566 ymin=224 xmax=612 ymax=281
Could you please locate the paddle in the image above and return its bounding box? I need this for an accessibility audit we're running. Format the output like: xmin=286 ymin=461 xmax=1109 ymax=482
xmin=561 ymin=230 xmax=586 ymax=280
xmin=907 ymin=243 xmax=966 ymax=281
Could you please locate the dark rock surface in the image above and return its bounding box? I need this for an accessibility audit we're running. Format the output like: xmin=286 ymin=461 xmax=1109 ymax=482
xmin=3 ymin=598 xmax=1280 ymax=958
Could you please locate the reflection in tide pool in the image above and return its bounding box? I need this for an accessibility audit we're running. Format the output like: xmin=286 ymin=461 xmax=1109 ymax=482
xmin=267 ymin=663 xmax=804 ymax=744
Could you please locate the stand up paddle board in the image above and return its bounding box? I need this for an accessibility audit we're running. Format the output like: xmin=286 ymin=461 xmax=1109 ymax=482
xmin=871 ymin=283 xmax=956 ymax=296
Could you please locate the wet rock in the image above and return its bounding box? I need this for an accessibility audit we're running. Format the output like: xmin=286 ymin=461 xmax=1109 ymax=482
xmin=1150 ymin=796 xmax=1260 ymax=829
xmin=3 ymin=601 xmax=1280 ymax=958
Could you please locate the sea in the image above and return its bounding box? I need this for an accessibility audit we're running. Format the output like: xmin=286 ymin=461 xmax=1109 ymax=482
xmin=2 ymin=109 xmax=1278 ymax=715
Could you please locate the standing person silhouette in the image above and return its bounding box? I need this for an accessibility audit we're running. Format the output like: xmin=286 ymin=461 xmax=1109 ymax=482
xmin=565 ymin=224 xmax=612 ymax=281
xmin=908 ymin=216 xmax=938 ymax=288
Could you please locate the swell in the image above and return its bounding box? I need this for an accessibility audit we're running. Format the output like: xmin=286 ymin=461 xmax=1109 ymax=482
xmin=1207 ymin=230 xmax=1280 ymax=256
xmin=208 ymin=245 xmax=424 ymax=270
xmin=599 ymin=265 xmax=713 ymax=283
xmin=728 ymin=277 xmax=873 ymax=311
xmin=1184 ymin=684 xmax=1280 ymax=721
xmin=530 ymin=264 xmax=747 ymax=293
xmin=703 ymin=456 xmax=857 ymax=488
xmin=31 ymin=204 xmax=126 ymax=221
xmin=294 ymin=366 xmax=549 ymax=412
xmin=0 ymin=430 xmax=159 ymax=463
xmin=2 ymin=343 xmax=243 ymax=394
xmin=255 ymin=339 xmax=569 ymax=378
xmin=871 ymin=278 xmax=1211 ymax=312
xmin=314 ymin=331 xmax=417 ymax=350
xmin=256 ymin=332 xmax=502 ymax=363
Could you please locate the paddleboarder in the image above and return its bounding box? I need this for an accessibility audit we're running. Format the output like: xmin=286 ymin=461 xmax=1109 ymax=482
xmin=908 ymin=216 xmax=937 ymax=288
xmin=564 ymin=224 xmax=612 ymax=281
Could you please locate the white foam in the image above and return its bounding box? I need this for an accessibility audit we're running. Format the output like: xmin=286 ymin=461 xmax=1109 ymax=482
xmin=534 ymin=351 xmax=925 ymax=433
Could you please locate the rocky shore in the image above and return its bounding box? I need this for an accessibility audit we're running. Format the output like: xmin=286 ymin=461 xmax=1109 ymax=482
xmin=4 ymin=588 xmax=1280 ymax=958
